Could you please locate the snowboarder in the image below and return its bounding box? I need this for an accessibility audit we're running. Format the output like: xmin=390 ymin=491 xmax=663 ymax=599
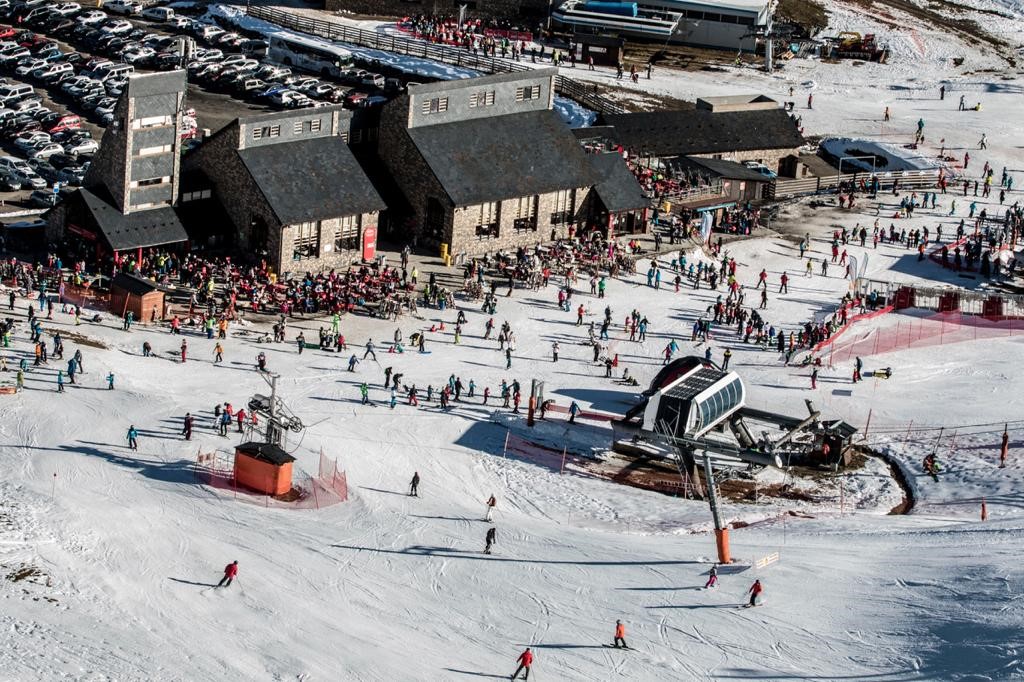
xmin=704 ymin=565 xmax=718 ymax=589
xmin=511 ymin=648 xmax=533 ymax=680
xmin=614 ymin=620 xmax=627 ymax=648
xmin=182 ymin=413 xmax=194 ymax=441
xmin=747 ymin=579 xmax=763 ymax=607
xmin=409 ymin=471 xmax=420 ymax=497
xmin=217 ymin=560 xmax=238 ymax=588
xmin=126 ymin=425 xmax=138 ymax=450
xmin=485 ymin=494 xmax=497 ymax=521
xmin=484 ymin=526 xmax=496 ymax=554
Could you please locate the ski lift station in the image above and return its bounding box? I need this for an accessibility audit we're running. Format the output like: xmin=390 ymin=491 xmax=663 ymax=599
xmin=640 ymin=365 xmax=745 ymax=439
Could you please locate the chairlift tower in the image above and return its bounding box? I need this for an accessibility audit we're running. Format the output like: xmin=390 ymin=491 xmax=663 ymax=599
xmin=247 ymin=372 xmax=304 ymax=448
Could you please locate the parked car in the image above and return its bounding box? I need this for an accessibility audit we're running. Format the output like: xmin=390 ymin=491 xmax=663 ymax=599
xmin=29 ymin=188 xmax=59 ymax=207
xmin=742 ymin=160 xmax=777 ymax=179
xmin=0 ymin=169 xmax=20 ymax=191
xmin=13 ymin=130 xmax=50 ymax=151
xmin=8 ymin=166 xmax=46 ymax=189
xmin=77 ymin=9 xmax=104 ymax=24
xmin=105 ymin=0 xmax=142 ymax=15
xmin=63 ymin=137 xmax=97 ymax=155
xmin=44 ymin=113 xmax=81 ymax=133
xmin=141 ymin=6 xmax=174 ymax=22
xmin=101 ymin=19 xmax=134 ymax=35
xmin=51 ymin=3 xmax=81 ymax=16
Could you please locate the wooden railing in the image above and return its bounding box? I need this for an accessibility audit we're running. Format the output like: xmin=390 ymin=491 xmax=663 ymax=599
xmin=769 ymin=169 xmax=940 ymax=199
xmin=244 ymin=5 xmax=626 ymax=116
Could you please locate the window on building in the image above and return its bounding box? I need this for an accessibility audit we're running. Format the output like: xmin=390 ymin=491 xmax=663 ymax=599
xmin=293 ymin=120 xmax=304 ymax=135
xmin=137 ymin=144 xmax=172 ymax=157
xmin=133 ymin=115 xmax=172 ymax=129
xmin=515 ymin=85 xmax=541 ymax=102
xmin=350 ymin=128 xmax=363 ymax=144
xmin=513 ymin=195 xmax=537 ymax=232
xmin=181 ymin=189 xmax=212 ymax=202
xmin=309 ymin=119 xmax=322 ymax=132
xmin=252 ymin=125 xmax=281 ymax=141
xmin=421 ymin=96 xmax=449 ymax=115
xmin=474 ymin=201 xmax=499 ymax=240
xmin=293 ymin=221 xmax=320 ymax=260
xmin=129 ymin=177 xmax=170 ymax=189
xmin=340 ymin=131 xmax=350 ymax=143
xmin=550 ymin=189 xmax=575 ymax=225
xmin=469 ymin=90 xmax=495 ymax=108
xmin=334 ymin=214 xmax=360 ymax=252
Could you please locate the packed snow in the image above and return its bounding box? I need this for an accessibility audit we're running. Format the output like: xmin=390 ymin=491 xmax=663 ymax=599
xmin=2 ymin=0 xmax=1024 ymax=680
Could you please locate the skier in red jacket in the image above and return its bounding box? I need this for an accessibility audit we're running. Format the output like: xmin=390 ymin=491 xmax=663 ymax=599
xmin=217 ymin=561 xmax=238 ymax=588
xmin=747 ymin=579 xmax=763 ymax=607
xmin=511 ymin=647 xmax=533 ymax=679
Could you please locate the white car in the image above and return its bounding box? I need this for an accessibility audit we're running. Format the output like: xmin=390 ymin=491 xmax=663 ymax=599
xmin=64 ymin=138 xmax=99 ymax=155
xmin=141 ymin=6 xmax=173 ymax=21
xmin=14 ymin=132 xmax=52 ymax=152
xmin=196 ymin=25 xmax=224 ymax=42
xmin=0 ymin=156 xmax=31 ymax=175
xmin=52 ymin=2 xmax=81 ymax=15
xmin=29 ymin=143 xmax=64 ymax=161
xmin=15 ymin=58 xmax=47 ymax=78
xmin=105 ymin=0 xmax=142 ymax=15
xmin=121 ymin=46 xmax=155 ymax=64
xmin=101 ymin=19 xmax=134 ymax=34
xmin=78 ymin=9 xmax=106 ymax=24
xmin=269 ymin=89 xmax=303 ymax=106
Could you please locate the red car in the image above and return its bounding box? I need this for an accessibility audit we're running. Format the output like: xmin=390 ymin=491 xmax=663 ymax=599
xmin=46 ymin=114 xmax=81 ymax=134
xmin=0 ymin=27 xmax=17 ymax=40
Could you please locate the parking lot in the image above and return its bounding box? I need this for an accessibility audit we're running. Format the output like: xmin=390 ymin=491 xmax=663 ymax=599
xmin=0 ymin=0 xmax=402 ymax=216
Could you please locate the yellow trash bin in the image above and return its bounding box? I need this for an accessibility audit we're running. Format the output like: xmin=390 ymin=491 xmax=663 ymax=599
xmin=440 ymin=243 xmax=449 ymax=261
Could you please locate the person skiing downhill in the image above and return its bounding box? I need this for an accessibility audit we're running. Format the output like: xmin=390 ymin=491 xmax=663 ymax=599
xmin=511 ymin=647 xmax=533 ymax=680
xmin=747 ymin=579 xmax=763 ymax=607
xmin=126 ymin=425 xmax=138 ymax=450
xmin=217 ymin=561 xmax=238 ymax=588
xmin=614 ymin=620 xmax=627 ymax=648
xmin=705 ymin=565 xmax=718 ymax=589
xmin=485 ymin=494 xmax=497 ymax=521
xmin=409 ymin=471 xmax=420 ymax=497
xmin=484 ymin=526 xmax=496 ymax=554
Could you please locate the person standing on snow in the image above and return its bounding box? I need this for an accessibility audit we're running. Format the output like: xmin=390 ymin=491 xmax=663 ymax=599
xmin=296 ymin=332 xmax=306 ymax=355
xmin=704 ymin=565 xmax=718 ymax=589
xmin=126 ymin=425 xmax=138 ymax=451
xmin=364 ymin=339 xmax=377 ymax=361
xmin=485 ymin=494 xmax=497 ymax=521
xmin=56 ymin=370 xmax=64 ymax=392
xmin=180 ymin=339 xmax=188 ymax=363
xmin=360 ymin=382 xmax=369 ymax=405
xmin=511 ymin=647 xmax=533 ymax=680
xmin=409 ymin=471 xmax=420 ymax=497
xmin=613 ymin=620 xmax=628 ymax=648
xmin=217 ymin=561 xmax=238 ymax=588
xmin=484 ymin=526 xmax=496 ymax=554
xmin=747 ymin=579 xmax=763 ymax=607
xmin=213 ymin=343 xmax=224 ymax=364
xmin=182 ymin=412 xmax=194 ymax=441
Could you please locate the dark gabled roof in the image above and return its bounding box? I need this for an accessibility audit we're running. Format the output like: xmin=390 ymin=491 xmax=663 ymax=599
xmin=236 ymin=441 xmax=296 ymax=466
xmin=111 ymin=272 xmax=158 ymax=296
xmin=599 ymin=108 xmax=804 ymax=157
xmin=79 ymin=188 xmax=188 ymax=251
xmin=236 ymin=135 xmax=385 ymax=226
xmin=406 ymin=109 xmax=599 ymax=206
xmin=588 ymin=153 xmax=649 ymax=213
xmin=677 ymin=156 xmax=770 ymax=182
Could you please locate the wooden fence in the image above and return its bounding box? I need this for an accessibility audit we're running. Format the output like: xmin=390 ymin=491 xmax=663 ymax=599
xmin=244 ymin=5 xmax=626 ymax=116
xmin=768 ymin=169 xmax=940 ymax=199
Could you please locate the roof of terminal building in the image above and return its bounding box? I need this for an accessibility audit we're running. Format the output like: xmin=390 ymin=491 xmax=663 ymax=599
xmin=407 ymin=109 xmax=599 ymax=206
xmin=588 ymin=153 xmax=649 ymax=213
xmin=237 ymin=135 xmax=385 ymax=225
xmin=599 ymin=108 xmax=804 ymax=157
xmin=78 ymin=188 xmax=188 ymax=251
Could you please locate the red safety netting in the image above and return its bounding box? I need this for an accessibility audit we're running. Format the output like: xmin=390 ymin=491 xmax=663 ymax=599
xmin=195 ymin=450 xmax=348 ymax=509
xmin=821 ymin=309 xmax=1024 ymax=366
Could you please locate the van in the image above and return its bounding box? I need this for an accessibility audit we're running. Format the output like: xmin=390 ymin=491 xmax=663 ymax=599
xmin=93 ymin=63 xmax=134 ymax=81
xmin=0 ymin=83 xmax=33 ymax=106
xmin=141 ymin=6 xmax=173 ymax=21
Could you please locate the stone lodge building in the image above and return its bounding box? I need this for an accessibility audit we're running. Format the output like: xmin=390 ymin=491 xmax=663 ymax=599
xmin=379 ymin=69 xmax=616 ymax=259
xmin=182 ymin=106 xmax=385 ymax=277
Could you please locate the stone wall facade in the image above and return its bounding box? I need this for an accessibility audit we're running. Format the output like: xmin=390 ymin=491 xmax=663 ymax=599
xmin=278 ymin=211 xmax=379 ymax=280
xmin=449 ymin=186 xmax=591 ymax=259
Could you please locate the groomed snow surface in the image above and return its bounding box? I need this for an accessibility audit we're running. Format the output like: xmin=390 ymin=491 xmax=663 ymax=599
xmin=3 ymin=2 xmax=1024 ymax=680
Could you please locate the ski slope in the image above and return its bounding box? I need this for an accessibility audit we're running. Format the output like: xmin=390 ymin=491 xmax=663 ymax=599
xmin=3 ymin=2 xmax=1024 ymax=679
